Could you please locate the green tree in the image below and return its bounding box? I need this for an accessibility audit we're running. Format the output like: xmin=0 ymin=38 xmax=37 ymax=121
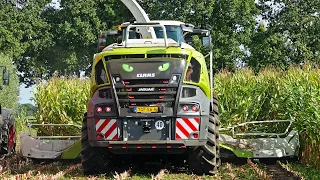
xmin=211 ymin=0 xmax=258 ymax=72
xmin=245 ymin=23 xmax=290 ymax=71
xmin=1 ymin=0 xmax=260 ymax=85
xmin=11 ymin=0 xmax=132 ymax=87
xmin=0 ymin=0 xmax=52 ymax=86
xmin=9 ymin=0 xmax=320 ymax=84
xmin=140 ymin=0 xmax=259 ymax=72
xmin=0 ymin=54 xmax=19 ymax=109
xmin=247 ymin=0 xmax=320 ymax=71
xmin=140 ymin=0 xmax=215 ymax=28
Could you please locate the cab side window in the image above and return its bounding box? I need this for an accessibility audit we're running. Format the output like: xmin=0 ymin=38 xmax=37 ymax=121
xmin=95 ymin=60 xmax=108 ymax=85
xmin=185 ymin=58 xmax=201 ymax=83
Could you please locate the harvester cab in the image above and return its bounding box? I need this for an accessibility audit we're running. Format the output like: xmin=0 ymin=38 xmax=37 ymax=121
xmin=0 ymin=66 xmax=16 ymax=156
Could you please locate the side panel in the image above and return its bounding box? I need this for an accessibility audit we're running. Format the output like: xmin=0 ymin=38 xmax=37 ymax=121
xmin=175 ymin=117 xmax=200 ymax=139
xmin=176 ymin=85 xmax=211 ymax=141
xmin=95 ymin=119 xmax=119 ymax=140
xmin=61 ymin=141 xmax=82 ymax=159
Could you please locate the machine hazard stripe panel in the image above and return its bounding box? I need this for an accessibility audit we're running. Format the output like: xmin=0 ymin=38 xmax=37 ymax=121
xmin=95 ymin=119 xmax=118 ymax=140
xmin=175 ymin=118 xmax=200 ymax=139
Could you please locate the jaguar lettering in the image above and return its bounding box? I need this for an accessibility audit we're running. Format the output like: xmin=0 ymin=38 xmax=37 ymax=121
xmin=136 ymin=73 xmax=156 ymax=78
xmin=138 ymin=88 xmax=155 ymax=92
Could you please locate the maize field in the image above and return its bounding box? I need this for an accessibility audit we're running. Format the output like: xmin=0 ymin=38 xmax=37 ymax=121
xmin=32 ymin=64 xmax=320 ymax=171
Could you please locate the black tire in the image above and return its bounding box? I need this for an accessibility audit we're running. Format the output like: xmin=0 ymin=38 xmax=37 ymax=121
xmin=212 ymin=96 xmax=219 ymax=115
xmin=0 ymin=123 xmax=16 ymax=156
xmin=81 ymin=113 xmax=108 ymax=175
xmin=188 ymin=97 xmax=220 ymax=175
xmin=213 ymin=97 xmax=221 ymax=167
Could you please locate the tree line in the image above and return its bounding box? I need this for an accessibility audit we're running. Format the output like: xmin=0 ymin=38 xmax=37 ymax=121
xmin=0 ymin=0 xmax=319 ymax=86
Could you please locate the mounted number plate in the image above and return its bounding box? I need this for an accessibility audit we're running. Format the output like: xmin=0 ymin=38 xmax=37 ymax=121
xmin=133 ymin=106 xmax=158 ymax=113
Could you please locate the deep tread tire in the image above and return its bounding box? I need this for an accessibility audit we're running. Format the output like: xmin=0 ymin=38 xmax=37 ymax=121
xmin=81 ymin=113 xmax=108 ymax=175
xmin=188 ymin=96 xmax=220 ymax=175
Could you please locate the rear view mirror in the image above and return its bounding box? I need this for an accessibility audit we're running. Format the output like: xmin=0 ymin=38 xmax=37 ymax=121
xmin=3 ymin=68 xmax=9 ymax=85
xmin=97 ymin=37 xmax=107 ymax=52
xmin=202 ymin=36 xmax=211 ymax=48
xmin=97 ymin=30 xmax=121 ymax=52
xmin=181 ymin=24 xmax=194 ymax=33
xmin=117 ymin=36 xmax=123 ymax=44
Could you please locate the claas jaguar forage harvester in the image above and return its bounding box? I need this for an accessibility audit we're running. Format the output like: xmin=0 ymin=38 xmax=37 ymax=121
xmin=84 ymin=21 xmax=219 ymax=175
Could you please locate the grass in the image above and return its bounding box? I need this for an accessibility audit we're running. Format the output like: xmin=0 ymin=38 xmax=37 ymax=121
xmin=0 ymin=158 xmax=268 ymax=180
xmin=0 ymin=133 xmax=315 ymax=180
xmin=287 ymin=163 xmax=320 ymax=180
xmin=0 ymin=139 xmax=267 ymax=180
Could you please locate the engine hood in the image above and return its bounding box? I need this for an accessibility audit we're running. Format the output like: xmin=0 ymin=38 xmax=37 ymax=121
xmin=106 ymin=59 xmax=186 ymax=80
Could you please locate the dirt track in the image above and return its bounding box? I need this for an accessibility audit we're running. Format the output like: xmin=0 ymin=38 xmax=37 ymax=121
xmin=265 ymin=163 xmax=301 ymax=180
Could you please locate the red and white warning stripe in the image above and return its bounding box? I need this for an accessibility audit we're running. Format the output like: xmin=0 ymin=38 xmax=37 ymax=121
xmin=95 ymin=119 xmax=118 ymax=140
xmin=175 ymin=118 xmax=200 ymax=139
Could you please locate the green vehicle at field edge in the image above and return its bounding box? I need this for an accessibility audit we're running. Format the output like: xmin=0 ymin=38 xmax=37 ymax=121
xmin=0 ymin=67 xmax=16 ymax=156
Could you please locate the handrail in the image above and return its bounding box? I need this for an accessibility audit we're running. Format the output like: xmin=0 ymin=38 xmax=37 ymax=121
xmin=219 ymin=119 xmax=294 ymax=138
xmin=31 ymin=136 xmax=81 ymax=139
xmin=125 ymin=24 xmax=169 ymax=47
xmin=27 ymin=123 xmax=81 ymax=128
xmin=26 ymin=122 xmax=81 ymax=139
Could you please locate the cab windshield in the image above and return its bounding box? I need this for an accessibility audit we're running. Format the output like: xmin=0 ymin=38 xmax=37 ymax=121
xmin=154 ymin=25 xmax=185 ymax=43
xmin=122 ymin=25 xmax=185 ymax=43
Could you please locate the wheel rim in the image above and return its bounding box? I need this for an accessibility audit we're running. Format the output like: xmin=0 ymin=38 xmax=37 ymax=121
xmin=8 ymin=126 xmax=15 ymax=151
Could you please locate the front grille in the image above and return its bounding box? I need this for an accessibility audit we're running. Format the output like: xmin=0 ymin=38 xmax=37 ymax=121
xmin=115 ymin=79 xmax=179 ymax=109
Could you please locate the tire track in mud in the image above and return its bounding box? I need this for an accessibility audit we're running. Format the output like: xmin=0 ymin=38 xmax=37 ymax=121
xmin=277 ymin=161 xmax=306 ymax=180
xmin=248 ymin=159 xmax=271 ymax=179
xmin=257 ymin=161 xmax=304 ymax=180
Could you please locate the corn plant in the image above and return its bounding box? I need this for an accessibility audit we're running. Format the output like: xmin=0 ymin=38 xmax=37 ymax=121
xmin=32 ymin=76 xmax=90 ymax=135
xmin=214 ymin=63 xmax=320 ymax=170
